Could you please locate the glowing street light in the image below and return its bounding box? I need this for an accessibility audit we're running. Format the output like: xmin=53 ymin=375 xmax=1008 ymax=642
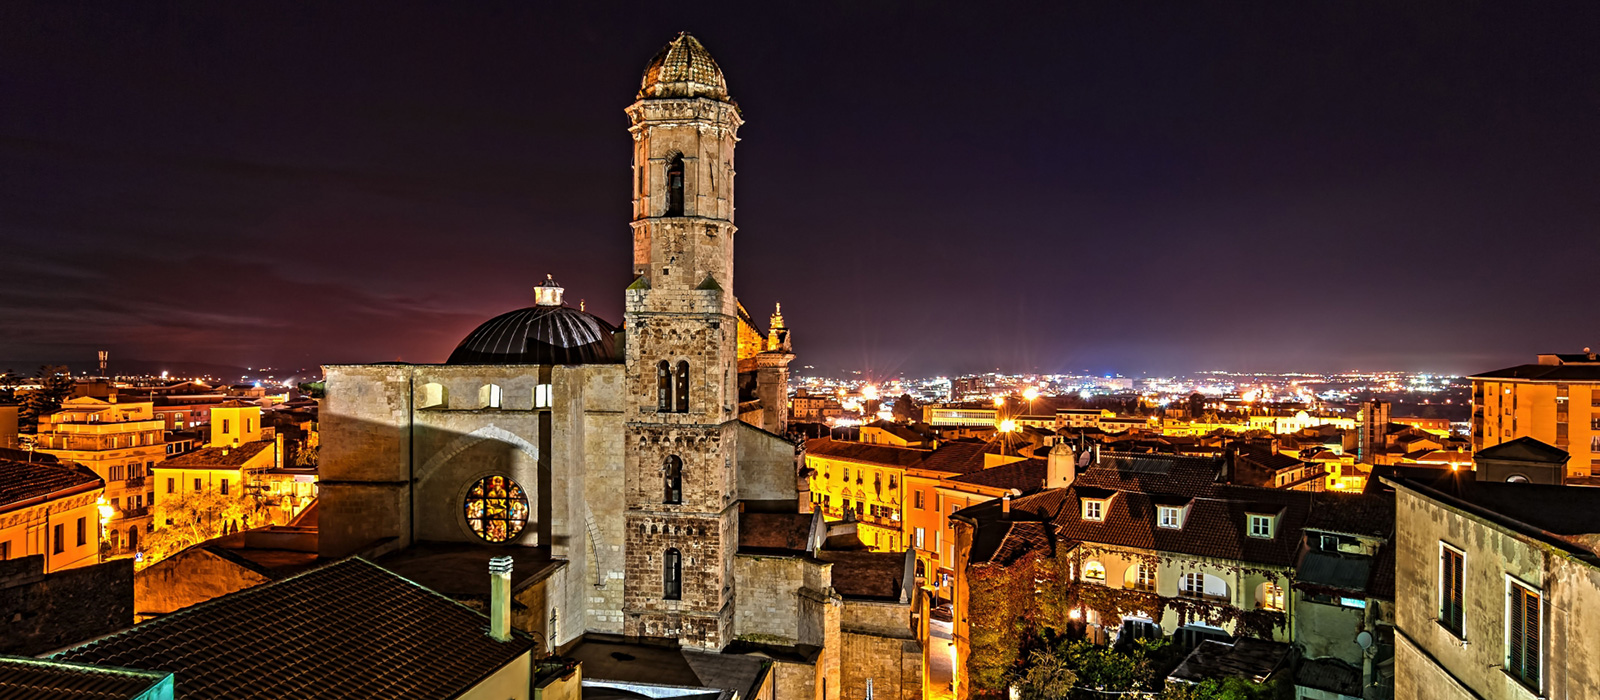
xmin=999 ymin=419 xmax=1017 ymax=433
xmin=992 ymin=395 xmax=1005 ymax=408
xmin=1022 ymin=386 xmax=1039 ymax=402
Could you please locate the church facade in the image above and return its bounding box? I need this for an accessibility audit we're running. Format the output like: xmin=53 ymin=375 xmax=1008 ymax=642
xmin=320 ymin=35 xmax=930 ymax=700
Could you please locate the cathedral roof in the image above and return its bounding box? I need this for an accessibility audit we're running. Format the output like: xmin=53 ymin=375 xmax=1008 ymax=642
xmin=639 ymin=32 xmax=729 ymax=100
xmin=448 ymin=304 xmax=620 ymax=365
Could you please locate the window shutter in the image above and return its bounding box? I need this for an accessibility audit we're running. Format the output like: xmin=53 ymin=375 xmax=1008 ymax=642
xmin=1522 ymin=587 xmax=1540 ymax=687
xmin=1508 ymin=585 xmax=1525 ymax=677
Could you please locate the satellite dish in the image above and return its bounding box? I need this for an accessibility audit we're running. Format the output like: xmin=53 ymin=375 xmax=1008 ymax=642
xmin=1356 ymin=631 xmax=1374 ymax=649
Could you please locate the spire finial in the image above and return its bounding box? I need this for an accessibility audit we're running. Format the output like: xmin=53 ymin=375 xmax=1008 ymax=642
xmin=534 ymin=274 xmax=564 ymax=306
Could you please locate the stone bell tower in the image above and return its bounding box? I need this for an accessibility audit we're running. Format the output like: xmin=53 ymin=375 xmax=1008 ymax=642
xmin=620 ymin=32 xmax=742 ymax=650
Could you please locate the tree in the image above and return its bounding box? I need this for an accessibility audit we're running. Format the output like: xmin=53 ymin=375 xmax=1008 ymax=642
xmin=142 ymin=486 xmax=271 ymax=569
xmin=20 ymin=365 xmax=74 ymax=429
xmin=1188 ymin=393 xmax=1206 ymax=419
xmin=1015 ymin=649 xmax=1076 ymax=700
xmin=891 ymin=393 xmax=920 ymax=422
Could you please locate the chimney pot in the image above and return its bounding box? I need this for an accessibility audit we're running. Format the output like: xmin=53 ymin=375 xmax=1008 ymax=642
xmin=1001 ymin=494 xmax=1011 ymax=514
xmin=489 ymin=556 xmax=514 ymax=642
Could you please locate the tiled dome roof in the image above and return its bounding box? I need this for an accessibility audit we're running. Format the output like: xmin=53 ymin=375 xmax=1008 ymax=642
xmin=639 ymin=32 xmax=728 ymax=100
xmin=447 ymin=305 xmax=620 ymax=365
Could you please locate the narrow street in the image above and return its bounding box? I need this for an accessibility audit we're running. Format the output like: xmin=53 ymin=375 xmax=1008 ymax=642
xmin=928 ymin=619 xmax=957 ymax=700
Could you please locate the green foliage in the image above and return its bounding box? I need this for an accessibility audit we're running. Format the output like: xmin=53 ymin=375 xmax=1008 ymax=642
xmin=19 ymin=365 xmax=74 ymax=429
xmin=1161 ymin=676 xmax=1289 ymax=700
xmin=1014 ymin=649 xmax=1076 ymax=700
xmin=142 ymin=487 xmax=273 ymax=569
xmin=891 ymin=393 xmax=920 ymax=422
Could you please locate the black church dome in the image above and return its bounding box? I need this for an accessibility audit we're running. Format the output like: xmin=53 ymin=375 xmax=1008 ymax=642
xmin=446 ymin=277 xmax=620 ymax=365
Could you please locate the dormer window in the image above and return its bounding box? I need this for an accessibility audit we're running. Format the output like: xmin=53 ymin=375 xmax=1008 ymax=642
xmin=1248 ymin=513 xmax=1276 ymax=539
xmin=1082 ymin=499 xmax=1106 ymax=522
xmin=1158 ymin=505 xmax=1183 ymax=529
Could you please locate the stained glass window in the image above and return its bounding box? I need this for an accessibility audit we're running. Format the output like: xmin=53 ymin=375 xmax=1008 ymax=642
xmin=465 ymin=475 xmax=528 ymax=543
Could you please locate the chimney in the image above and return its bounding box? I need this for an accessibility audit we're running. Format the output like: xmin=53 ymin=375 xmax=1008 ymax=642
xmin=1092 ymin=443 xmax=1101 ymax=465
xmin=1001 ymin=494 xmax=1011 ymax=514
xmin=489 ymin=556 xmax=514 ymax=641
xmin=1046 ymin=443 xmax=1077 ymax=489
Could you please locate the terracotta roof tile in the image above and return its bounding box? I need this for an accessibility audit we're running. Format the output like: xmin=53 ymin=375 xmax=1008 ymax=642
xmin=948 ymin=458 xmax=1047 ymax=490
xmin=155 ymin=441 xmax=271 ymax=469
xmin=0 ymin=458 xmax=102 ymax=510
xmin=55 ymin=558 xmax=534 ymax=699
xmin=0 ymin=656 xmax=169 ymax=700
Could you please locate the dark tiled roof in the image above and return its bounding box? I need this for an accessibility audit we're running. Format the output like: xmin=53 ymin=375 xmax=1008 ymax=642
xmin=1295 ymin=657 xmax=1362 ymax=697
xmin=0 ymin=655 xmax=168 ymax=700
xmin=816 ymin=550 xmax=907 ymax=601
xmin=1368 ymin=544 xmax=1395 ymax=600
xmin=1073 ymin=452 xmax=1223 ymax=497
xmin=155 ymin=440 xmax=271 ymax=469
xmin=1474 ymin=436 xmax=1569 ymax=464
xmin=948 ymin=458 xmax=1046 ymax=490
xmin=1303 ymin=491 xmax=1395 ymax=537
xmin=1167 ymin=638 xmax=1290 ymax=684
xmin=916 ymin=442 xmax=992 ymax=475
xmin=1471 ymin=363 xmax=1600 ymax=382
xmin=1051 ymin=484 xmax=1311 ymax=568
xmin=969 ymin=521 xmax=1058 ymax=566
xmin=739 ymin=512 xmax=814 ymax=554
xmin=955 ymin=457 xmax=1398 ymax=572
xmin=0 ymin=458 xmax=102 ymax=510
xmin=803 ymin=439 xmax=928 ymax=468
xmin=56 ymin=558 xmax=535 ymax=699
xmin=1295 ymin=550 xmax=1373 ymax=593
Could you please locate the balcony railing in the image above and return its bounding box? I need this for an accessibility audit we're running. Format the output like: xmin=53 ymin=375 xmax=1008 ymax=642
xmin=119 ymin=506 xmax=150 ymax=518
xmin=1177 ymin=589 xmax=1231 ymax=604
xmin=124 ymin=475 xmax=146 ymax=488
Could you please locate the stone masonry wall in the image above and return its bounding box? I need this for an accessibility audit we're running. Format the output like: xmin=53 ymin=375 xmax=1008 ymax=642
xmin=0 ymin=555 xmax=134 ymax=655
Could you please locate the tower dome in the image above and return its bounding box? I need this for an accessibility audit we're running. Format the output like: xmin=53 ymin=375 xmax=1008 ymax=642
xmin=446 ymin=277 xmax=620 ymax=365
xmin=638 ymin=32 xmax=729 ymax=100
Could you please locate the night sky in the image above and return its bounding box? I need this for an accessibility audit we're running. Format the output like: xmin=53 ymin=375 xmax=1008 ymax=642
xmin=3 ymin=3 xmax=1597 ymax=378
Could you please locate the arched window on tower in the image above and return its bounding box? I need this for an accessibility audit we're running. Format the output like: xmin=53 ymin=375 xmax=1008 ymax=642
xmin=663 ymin=548 xmax=682 ymax=600
xmin=665 ymin=157 xmax=685 ymax=216
xmin=657 ymin=361 xmax=672 ymax=413
xmin=675 ymin=361 xmax=690 ymax=413
xmin=664 ymin=455 xmax=683 ymax=504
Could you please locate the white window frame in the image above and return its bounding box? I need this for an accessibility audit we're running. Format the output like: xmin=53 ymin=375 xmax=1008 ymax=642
xmin=1083 ymin=560 xmax=1106 ymax=583
xmin=915 ymin=527 xmax=925 ymax=549
xmin=534 ymin=384 xmax=553 ymax=408
xmin=1504 ymin=574 xmax=1542 ymax=693
xmin=1158 ymin=506 xmax=1182 ymax=529
xmin=1083 ymin=499 xmax=1105 ymax=522
xmin=1247 ymin=514 xmax=1274 ymax=539
xmin=1439 ymin=541 xmax=1466 ymax=638
xmin=1180 ymin=572 xmax=1204 ymax=596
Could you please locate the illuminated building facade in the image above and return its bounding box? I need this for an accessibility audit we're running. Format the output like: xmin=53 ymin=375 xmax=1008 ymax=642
xmin=1471 ymin=351 xmax=1600 ymax=478
xmin=0 ymin=458 xmax=105 ymax=572
xmin=34 ymin=397 xmax=164 ymax=556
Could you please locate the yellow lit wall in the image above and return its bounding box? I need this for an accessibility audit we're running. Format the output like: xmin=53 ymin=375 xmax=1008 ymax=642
xmin=1475 ymin=379 xmax=1600 ymax=477
xmin=0 ymin=483 xmax=104 ymax=573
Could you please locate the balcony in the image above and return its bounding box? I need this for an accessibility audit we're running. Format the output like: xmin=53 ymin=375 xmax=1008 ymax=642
xmin=124 ymin=475 xmax=146 ymax=488
xmin=119 ymin=506 xmax=150 ymax=519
